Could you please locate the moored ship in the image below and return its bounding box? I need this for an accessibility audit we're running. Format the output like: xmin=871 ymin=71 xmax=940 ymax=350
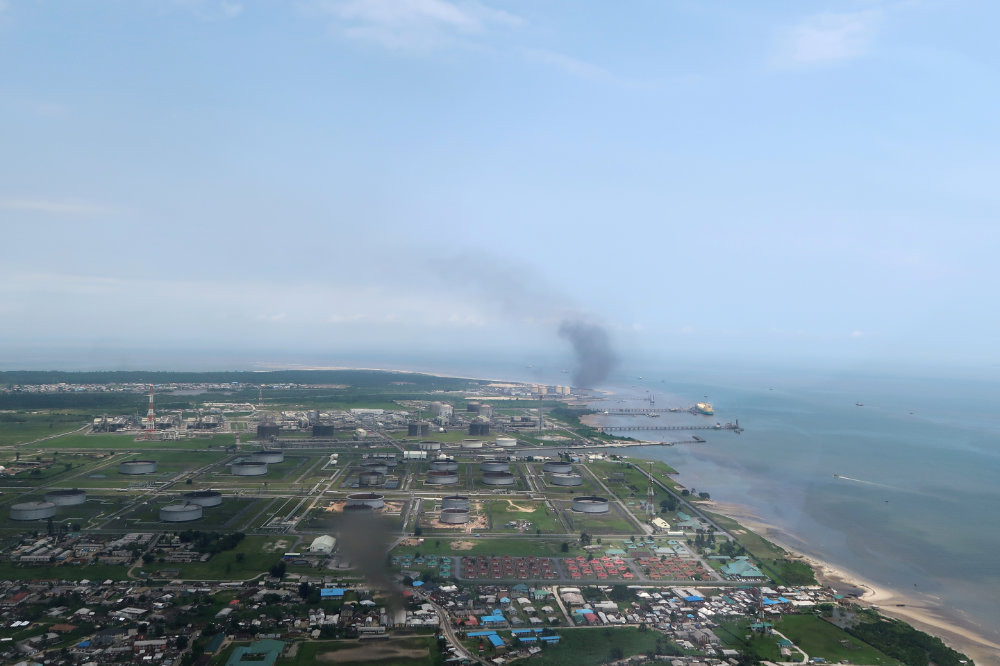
xmin=694 ymin=402 xmax=714 ymax=415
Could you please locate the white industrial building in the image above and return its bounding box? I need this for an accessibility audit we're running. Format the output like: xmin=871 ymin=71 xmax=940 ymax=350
xmin=309 ymin=535 xmax=337 ymax=554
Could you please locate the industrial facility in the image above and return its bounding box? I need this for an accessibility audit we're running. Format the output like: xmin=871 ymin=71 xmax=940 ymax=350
xmin=183 ymin=490 xmax=223 ymax=507
xmin=231 ymin=461 xmax=268 ymax=476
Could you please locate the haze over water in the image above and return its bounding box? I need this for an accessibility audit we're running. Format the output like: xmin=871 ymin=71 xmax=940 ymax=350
xmin=596 ymin=368 xmax=1000 ymax=656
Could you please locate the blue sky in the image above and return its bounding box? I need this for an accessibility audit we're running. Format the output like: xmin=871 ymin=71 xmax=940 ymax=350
xmin=1 ymin=0 xmax=997 ymax=374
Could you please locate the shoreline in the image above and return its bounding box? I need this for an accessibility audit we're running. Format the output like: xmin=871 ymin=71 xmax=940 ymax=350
xmin=702 ymin=500 xmax=1000 ymax=666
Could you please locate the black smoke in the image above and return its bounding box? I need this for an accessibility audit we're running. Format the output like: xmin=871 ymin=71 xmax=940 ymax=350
xmin=558 ymin=319 xmax=617 ymax=388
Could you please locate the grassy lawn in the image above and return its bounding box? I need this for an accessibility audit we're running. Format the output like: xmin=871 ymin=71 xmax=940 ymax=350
xmin=0 ymin=561 xmax=133 ymax=581
xmin=483 ymin=499 xmax=564 ymax=533
xmin=524 ymin=627 xmax=664 ymax=666
xmin=777 ymin=615 xmax=903 ymax=665
xmin=0 ymin=411 xmax=89 ymax=446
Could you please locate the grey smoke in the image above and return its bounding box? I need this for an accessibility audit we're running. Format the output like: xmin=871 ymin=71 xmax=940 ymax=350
xmin=558 ymin=319 xmax=617 ymax=388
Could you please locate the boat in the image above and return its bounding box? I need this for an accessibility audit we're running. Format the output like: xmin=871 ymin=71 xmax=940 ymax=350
xmin=694 ymin=402 xmax=714 ymax=415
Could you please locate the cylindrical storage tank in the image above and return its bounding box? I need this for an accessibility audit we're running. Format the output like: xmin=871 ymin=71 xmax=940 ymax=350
xmin=312 ymin=424 xmax=336 ymax=437
xmin=543 ymin=461 xmax=573 ymax=474
xmin=343 ymin=504 xmax=374 ymax=512
xmin=119 ymin=460 xmax=158 ymax=475
xmin=10 ymin=501 xmax=57 ymax=521
xmin=44 ymin=489 xmax=86 ymax=506
xmin=461 ymin=439 xmax=484 ymax=450
xmin=231 ymin=461 xmax=268 ymax=476
xmin=183 ymin=490 xmax=223 ymax=507
xmin=440 ymin=508 xmax=471 ymax=524
xmin=481 ymin=471 xmax=515 ymax=486
xmin=251 ymin=449 xmax=284 ymax=464
xmin=408 ymin=422 xmax=421 ymax=437
xmin=426 ymin=470 xmax=459 ymax=485
xmin=345 ymin=492 xmax=384 ymax=510
xmin=419 ymin=440 xmax=441 ymax=452
xmin=441 ymin=495 xmax=470 ymax=510
xmin=468 ymin=422 xmax=491 ymax=436
xmin=467 ymin=402 xmax=481 ymax=413
xmin=480 ymin=460 xmax=510 ymax=473
xmin=257 ymin=424 xmax=280 ymax=440
xmin=160 ymin=503 xmax=203 ymax=522
xmin=429 ymin=459 xmax=458 ymax=472
xmin=382 ymin=457 xmax=399 ymax=470
xmin=572 ymin=496 xmax=610 ymax=513
xmin=495 ymin=437 xmax=517 ymax=448
xmin=549 ymin=473 xmax=583 ymax=487
xmin=360 ymin=461 xmax=388 ymax=475
xmin=358 ymin=471 xmax=385 ymax=487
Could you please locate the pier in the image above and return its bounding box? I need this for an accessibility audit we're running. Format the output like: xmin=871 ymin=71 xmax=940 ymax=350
xmin=601 ymin=407 xmax=695 ymax=415
xmin=600 ymin=422 xmax=743 ymax=433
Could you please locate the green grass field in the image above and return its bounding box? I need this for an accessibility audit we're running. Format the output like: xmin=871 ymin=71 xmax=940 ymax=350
xmin=777 ymin=615 xmax=903 ymax=665
xmin=0 ymin=411 xmax=89 ymax=447
xmin=483 ymin=499 xmax=564 ymax=534
xmin=31 ymin=432 xmax=237 ymax=450
xmin=524 ymin=627 xmax=664 ymax=666
xmin=146 ymin=534 xmax=298 ymax=580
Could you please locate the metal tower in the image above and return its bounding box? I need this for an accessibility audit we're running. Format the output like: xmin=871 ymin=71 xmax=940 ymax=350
xmin=145 ymin=384 xmax=156 ymax=440
xmin=646 ymin=462 xmax=656 ymax=518
xmin=258 ymin=385 xmax=263 ymax=407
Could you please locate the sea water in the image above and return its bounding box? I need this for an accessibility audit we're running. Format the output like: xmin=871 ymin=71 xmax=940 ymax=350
xmin=596 ymin=368 xmax=1000 ymax=650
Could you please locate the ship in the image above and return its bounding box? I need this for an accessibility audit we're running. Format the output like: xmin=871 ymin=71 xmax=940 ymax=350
xmin=694 ymin=402 xmax=714 ymax=415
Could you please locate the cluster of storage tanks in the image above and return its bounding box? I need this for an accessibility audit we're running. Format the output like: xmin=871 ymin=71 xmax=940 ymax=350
xmin=543 ymin=460 xmax=583 ymax=487
xmin=439 ymin=495 xmax=470 ymax=524
xmin=160 ymin=490 xmax=224 ymax=522
xmin=10 ymin=489 xmax=89 ymax=521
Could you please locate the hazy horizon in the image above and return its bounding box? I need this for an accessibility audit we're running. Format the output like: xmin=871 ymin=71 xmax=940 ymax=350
xmin=3 ymin=1 xmax=1000 ymax=373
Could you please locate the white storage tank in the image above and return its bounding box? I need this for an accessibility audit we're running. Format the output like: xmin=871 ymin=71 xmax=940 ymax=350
xmin=495 ymin=437 xmax=517 ymax=448
xmin=481 ymin=471 xmax=515 ymax=486
xmin=358 ymin=471 xmax=385 ymax=487
xmin=461 ymin=439 xmax=484 ymax=450
xmin=232 ymin=461 xmax=268 ymax=476
xmin=418 ymin=441 xmax=442 ymax=452
xmin=429 ymin=459 xmax=458 ymax=472
xmin=119 ymin=460 xmax=158 ymax=475
xmin=441 ymin=495 xmax=470 ymax=510
xmin=160 ymin=503 xmax=203 ymax=522
xmin=44 ymin=488 xmax=86 ymax=506
xmin=360 ymin=461 xmax=389 ymax=475
xmin=426 ymin=470 xmax=459 ymax=485
xmin=440 ymin=508 xmax=470 ymax=524
xmin=543 ymin=461 xmax=573 ymax=474
xmin=183 ymin=490 xmax=223 ymax=507
xmin=251 ymin=449 xmax=284 ymax=464
xmin=549 ymin=473 xmax=583 ymax=487
xmin=345 ymin=492 xmax=385 ymax=510
xmin=10 ymin=501 xmax=57 ymax=521
xmin=480 ymin=460 xmax=510 ymax=473
xmin=572 ymin=496 xmax=610 ymax=513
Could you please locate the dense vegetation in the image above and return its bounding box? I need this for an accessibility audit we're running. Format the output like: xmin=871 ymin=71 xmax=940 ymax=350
xmin=847 ymin=616 xmax=972 ymax=666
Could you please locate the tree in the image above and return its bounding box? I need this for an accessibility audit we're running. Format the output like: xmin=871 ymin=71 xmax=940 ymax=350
xmin=560 ymin=542 xmax=569 ymax=553
xmin=269 ymin=561 xmax=287 ymax=579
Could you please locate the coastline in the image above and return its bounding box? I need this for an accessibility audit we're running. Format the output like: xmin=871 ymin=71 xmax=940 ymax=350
xmin=702 ymin=500 xmax=1000 ymax=666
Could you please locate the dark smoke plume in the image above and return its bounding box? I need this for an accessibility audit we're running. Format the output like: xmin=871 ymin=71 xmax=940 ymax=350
xmin=328 ymin=509 xmax=403 ymax=614
xmin=558 ymin=319 xmax=617 ymax=388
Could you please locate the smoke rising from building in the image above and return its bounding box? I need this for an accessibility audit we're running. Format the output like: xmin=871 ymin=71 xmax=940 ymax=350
xmin=558 ymin=319 xmax=617 ymax=388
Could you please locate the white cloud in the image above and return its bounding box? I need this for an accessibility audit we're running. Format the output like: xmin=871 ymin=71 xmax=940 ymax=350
xmin=778 ymin=10 xmax=882 ymax=66
xmin=308 ymin=0 xmax=521 ymax=50
xmin=520 ymin=47 xmax=613 ymax=81
xmin=0 ymin=198 xmax=111 ymax=215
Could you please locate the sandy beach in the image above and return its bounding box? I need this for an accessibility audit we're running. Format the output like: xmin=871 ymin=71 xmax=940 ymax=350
xmin=703 ymin=500 xmax=1000 ymax=666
